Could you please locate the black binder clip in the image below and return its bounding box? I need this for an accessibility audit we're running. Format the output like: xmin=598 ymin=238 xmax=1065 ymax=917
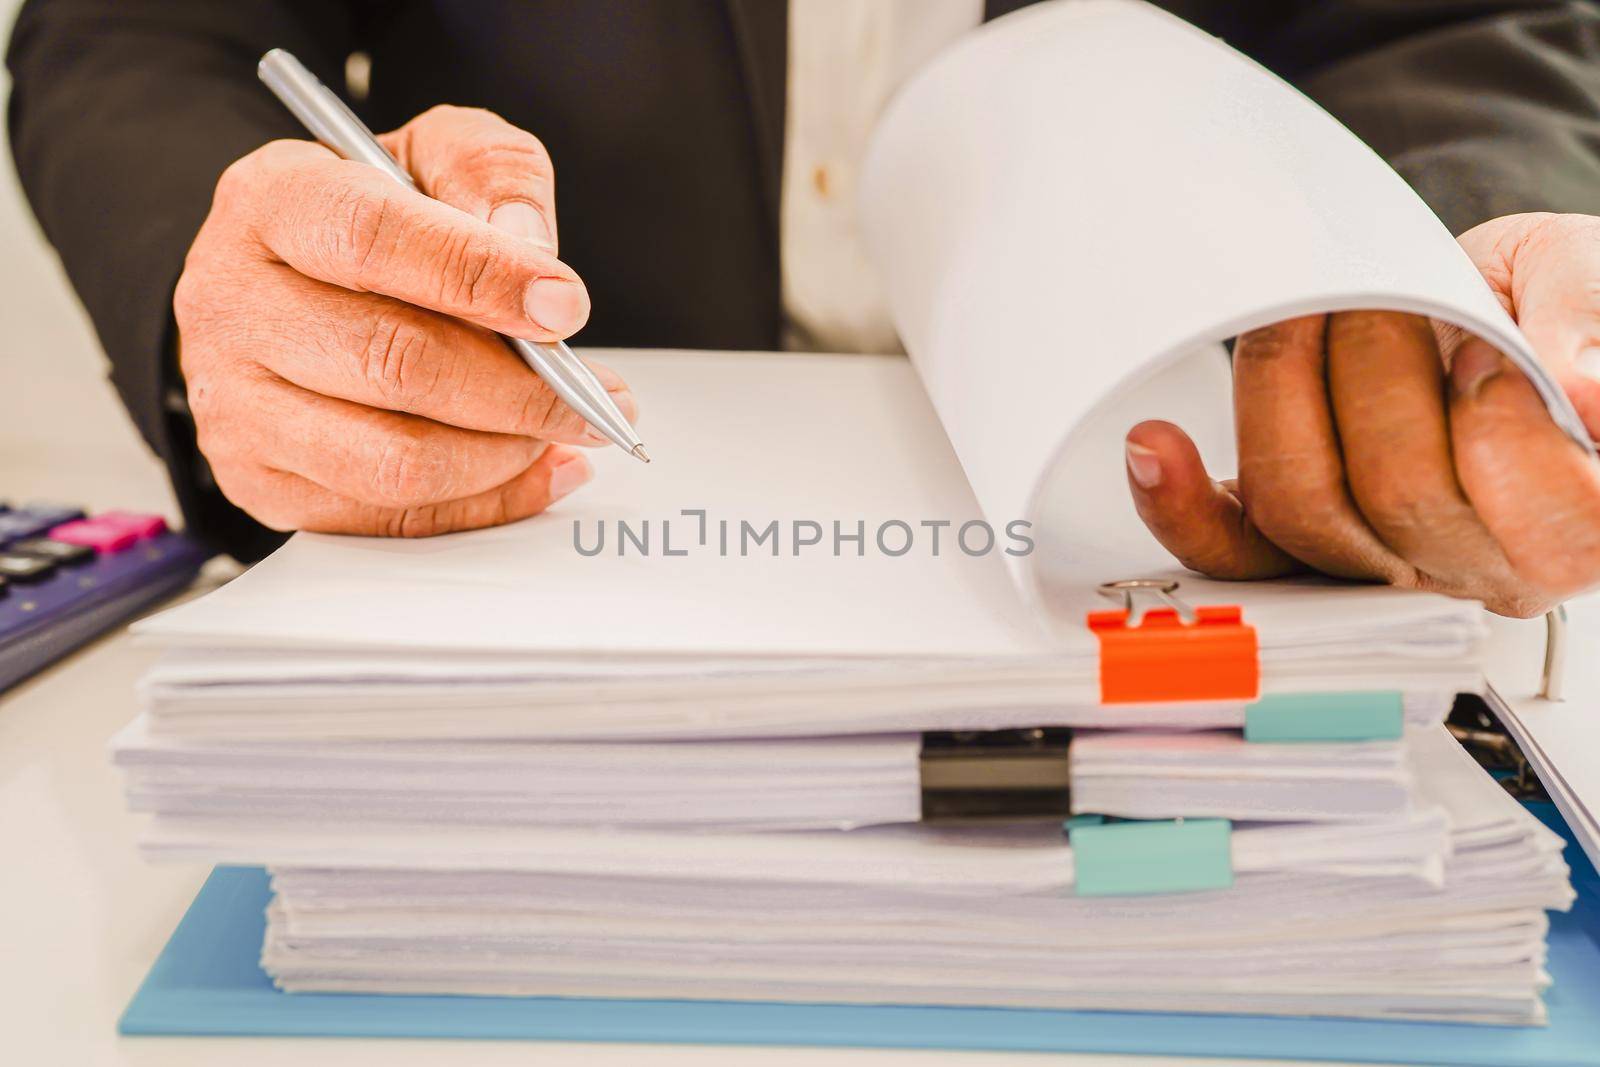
xmin=1447 ymin=695 xmax=1549 ymax=802
xmin=920 ymin=728 xmax=1073 ymax=821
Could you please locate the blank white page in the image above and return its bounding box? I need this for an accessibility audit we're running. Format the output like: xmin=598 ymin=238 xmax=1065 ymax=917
xmin=138 ymin=346 xmax=1485 ymax=665
xmin=141 ymin=0 xmax=1531 ymax=662
xmin=138 ymin=352 xmax=1058 ymax=659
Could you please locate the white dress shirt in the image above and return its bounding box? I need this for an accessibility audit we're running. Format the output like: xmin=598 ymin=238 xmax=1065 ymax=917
xmin=781 ymin=0 xmax=982 ymax=354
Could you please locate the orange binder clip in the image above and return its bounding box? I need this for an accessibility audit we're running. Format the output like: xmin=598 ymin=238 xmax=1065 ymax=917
xmin=1088 ymin=579 xmax=1258 ymax=704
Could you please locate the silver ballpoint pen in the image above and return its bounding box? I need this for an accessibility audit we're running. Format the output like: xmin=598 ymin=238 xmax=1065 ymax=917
xmin=257 ymin=48 xmax=649 ymax=463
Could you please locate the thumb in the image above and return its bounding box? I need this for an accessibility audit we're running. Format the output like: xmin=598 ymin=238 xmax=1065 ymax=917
xmin=1125 ymin=420 xmax=1300 ymax=580
xmin=1516 ymin=298 xmax=1600 ymax=444
xmin=382 ymin=104 xmax=560 ymax=253
xmin=1457 ymin=213 xmax=1600 ymax=439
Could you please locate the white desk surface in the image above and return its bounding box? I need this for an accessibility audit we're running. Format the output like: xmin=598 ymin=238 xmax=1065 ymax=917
xmin=0 ymin=18 xmax=1374 ymax=1060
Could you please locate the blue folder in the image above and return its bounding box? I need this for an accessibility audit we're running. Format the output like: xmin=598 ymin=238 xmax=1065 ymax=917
xmin=121 ymin=803 xmax=1600 ymax=1065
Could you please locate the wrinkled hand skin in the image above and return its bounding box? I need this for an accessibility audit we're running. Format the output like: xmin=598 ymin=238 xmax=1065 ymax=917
xmin=175 ymin=105 xmax=638 ymax=537
xmin=1126 ymin=212 xmax=1600 ymax=618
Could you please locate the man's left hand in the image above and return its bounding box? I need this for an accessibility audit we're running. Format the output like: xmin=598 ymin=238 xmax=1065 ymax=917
xmin=1124 ymin=212 xmax=1600 ymax=618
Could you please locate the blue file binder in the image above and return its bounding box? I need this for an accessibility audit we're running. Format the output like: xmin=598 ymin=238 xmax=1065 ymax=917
xmin=120 ymin=804 xmax=1600 ymax=1065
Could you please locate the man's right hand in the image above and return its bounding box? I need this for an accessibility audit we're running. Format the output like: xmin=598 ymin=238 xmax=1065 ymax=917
xmin=174 ymin=105 xmax=635 ymax=537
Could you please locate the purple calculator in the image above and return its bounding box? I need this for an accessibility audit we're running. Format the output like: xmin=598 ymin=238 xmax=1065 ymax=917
xmin=0 ymin=504 xmax=209 ymax=691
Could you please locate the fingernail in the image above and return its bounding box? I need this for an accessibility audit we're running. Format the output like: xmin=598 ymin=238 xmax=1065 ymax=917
xmin=488 ymin=201 xmax=556 ymax=252
xmin=1576 ymin=347 xmax=1600 ymax=383
xmin=548 ymin=452 xmax=592 ymax=503
xmin=1125 ymin=441 xmax=1162 ymax=489
xmin=1451 ymin=342 xmax=1504 ymax=399
xmin=523 ymin=279 xmax=587 ymax=334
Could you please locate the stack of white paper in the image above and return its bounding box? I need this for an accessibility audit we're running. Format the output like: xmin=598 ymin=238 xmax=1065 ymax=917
xmin=111 ymin=352 xmax=1554 ymax=1024
xmin=118 ymin=354 xmax=1484 ymax=846
xmin=112 ymin=0 xmax=1588 ymax=1027
xmin=134 ymin=730 xmax=1570 ymax=1024
xmin=113 ymin=722 xmax=1415 ymax=832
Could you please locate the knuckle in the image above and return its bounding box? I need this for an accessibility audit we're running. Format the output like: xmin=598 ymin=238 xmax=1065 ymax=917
xmin=1166 ymin=540 xmax=1232 ymax=578
xmin=516 ymin=382 xmax=565 ymax=436
xmin=434 ymin=230 xmax=510 ymax=312
xmin=1236 ymin=316 xmax=1321 ymax=363
xmin=210 ymin=466 xmax=285 ymax=530
xmin=189 ymin=411 xmax=229 ymax=469
xmin=415 ymin=103 xmax=484 ymax=131
xmin=462 ymin=133 xmax=553 ymax=182
xmin=194 ymin=427 xmax=296 ymax=532
xmin=488 ymin=486 xmax=517 ymax=527
xmin=435 ymin=144 xmax=554 ymax=215
xmin=186 ymin=369 xmax=271 ymax=466
xmin=370 ymin=427 xmax=452 ymax=506
xmin=213 ymin=149 xmax=264 ymax=206
xmin=1352 ymin=481 xmax=1429 ymax=536
xmin=388 ymin=482 xmax=516 ymax=538
xmin=429 ymin=104 xmax=546 ymax=157
xmin=358 ymin=312 xmax=443 ymax=406
xmin=216 ymin=139 xmax=309 ymax=213
xmin=173 ymin=249 xmax=248 ymax=340
xmin=184 ymin=371 xmax=222 ymax=424
xmin=233 ymin=488 xmax=299 ymax=534
xmin=172 ymin=268 xmax=204 ymax=328
xmin=1236 ymin=324 xmax=1294 ymax=361
xmin=389 ymin=502 xmax=449 ymax=538
xmin=1237 ymin=476 xmax=1320 ymax=549
xmin=1329 ymin=310 xmax=1425 ymax=353
xmin=420 ymin=106 xmax=553 ymax=211
xmin=325 ymin=180 xmax=396 ymax=279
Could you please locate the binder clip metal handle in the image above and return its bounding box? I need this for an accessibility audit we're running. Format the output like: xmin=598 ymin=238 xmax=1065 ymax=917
xmin=1541 ymin=605 xmax=1567 ymax=702
xmin=1097 ymin=578 xmax=1196 ymax=625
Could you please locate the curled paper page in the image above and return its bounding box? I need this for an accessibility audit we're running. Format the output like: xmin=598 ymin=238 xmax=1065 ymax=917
xmin=860 ymin=0 xmax=1595 ymax=618
xmin=133 ymin=2 xmax=1503 ymax=666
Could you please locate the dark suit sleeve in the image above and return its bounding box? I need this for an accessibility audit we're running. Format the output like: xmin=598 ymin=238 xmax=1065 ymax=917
xmin=6 ymin=0 xmax=359 ymax=561
xmin=1274 ymin=2 xmax=1600 ymax=236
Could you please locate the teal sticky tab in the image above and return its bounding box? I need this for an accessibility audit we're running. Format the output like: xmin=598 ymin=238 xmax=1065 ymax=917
xmin=1062 ymin=814 xmax=1105 ymax=830
xmin=1244 ymin=691 xmax=1404 ymax=743
xmin=1070 ymin=818 xmax=1232 ymax=897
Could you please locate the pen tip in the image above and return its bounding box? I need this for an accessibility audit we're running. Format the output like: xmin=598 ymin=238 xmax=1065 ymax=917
xmin=630 ymin=444 xmax=651 ymax=464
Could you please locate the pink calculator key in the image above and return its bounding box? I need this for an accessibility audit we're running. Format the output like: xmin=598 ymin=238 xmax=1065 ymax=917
xmin=96 ymin=510 xmax=168 ymax=539
xmin=47 ymin=519 xmax=137 ymax=553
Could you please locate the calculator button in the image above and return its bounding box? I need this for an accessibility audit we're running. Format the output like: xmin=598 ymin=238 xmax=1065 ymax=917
xmin=0 ymin=506 xmax=85 ymax=544
xmin=46 ymin=519 xmax=137 ymax=553
xmin=95 ymin=511 xmax=169 ymax=540
xmin=19 ymin=503 xmax=86 ymax=527
xmin=10 ymin=538 xmax=95 ymax=566
xmin=0 ymin=554 xmax=56 ymax=583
